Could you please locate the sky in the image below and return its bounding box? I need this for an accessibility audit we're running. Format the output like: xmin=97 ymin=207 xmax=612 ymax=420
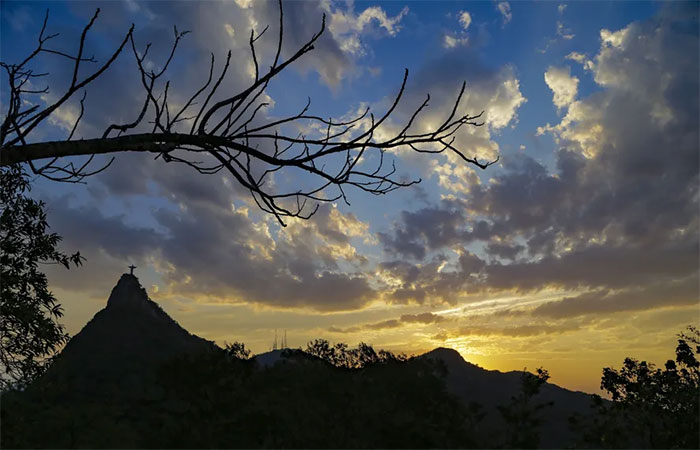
xmin=1 ymin=0 xmax=698 ymax=394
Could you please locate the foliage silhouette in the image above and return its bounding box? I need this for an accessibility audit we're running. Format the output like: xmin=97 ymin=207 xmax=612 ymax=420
xmin=497 ymin=367 xmax=553 ymax=449
xmin=225 ymin=341 xmax=252 ymax=360
xmin=0 ymin=164 xmax=84 ymax=390
xmin=1 ymin=341 xmax=475 ymax=448
xmin=305 ymin=339 xmax=408 ymax=369
xmin=569 ymin=326 xmax=700 ymax=449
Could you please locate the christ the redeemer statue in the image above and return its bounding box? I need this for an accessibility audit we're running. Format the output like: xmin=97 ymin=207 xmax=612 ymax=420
xmin=128 ymin=265 xmax=137 ymax=275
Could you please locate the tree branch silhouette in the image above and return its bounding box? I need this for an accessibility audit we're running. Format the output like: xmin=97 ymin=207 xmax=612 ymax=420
xmin=0 ymin=1 xmax=496 ymax=225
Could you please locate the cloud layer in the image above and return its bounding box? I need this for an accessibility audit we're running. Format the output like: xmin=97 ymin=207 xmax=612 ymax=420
xmin=378 ymin=7 xmax=699 ymax=320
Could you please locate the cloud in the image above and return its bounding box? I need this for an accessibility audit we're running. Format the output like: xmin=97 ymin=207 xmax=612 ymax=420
xmin=566 ymin=52 xmax=594 ymax=70
xmin=401 ymin=312 xmax=447 ymax=324
xmin=535 ymin=3 xmax=574 ymax=53
xmin=384 ymin=49 xmax=525 ymax=167
xmin=497 ymin=2 xmax=512 ymax=25
xmin=566 ymin=52 xmax=586 ymax=64
xmin=483 ymin=240 xmax=698 ymax=292
xmin=544 ymin=66 xmax=579 ymax=110
xmin=431 ymin=160 xmax=481 ymax=194
xmin=443 ymin=10 xmax=472 ymax=49
xmin=354 ymin=6 xmax=408 ymax=35
xmin=329 ymin=311 xmax=449 ymax=333
xmin=375 ymin=9 xmax=699 ymax=315
xmin=378 ymin=199 xmax=477 ymax=260
xmin=46 ymin=197 xmax=162 ymax=261
xmin=556 ymin=21 xmax=575 ymax=40
xmin=326 ymin=3 xmax=409 ymax=58
xmin=485 ymin=241 xmax=525 ymax=261
xmin=43 ymin=167 xmax=378 ymax=312
xmin=18 ymin=1 xmax=700 ymax=328
xmin=453 ymin=322 xmax=580 ymax=338
xmin=555 ymin=4 xmax=574 ymax=39
xmin=234 ymin=0 xmax=253 ymax=8
xmin=531 ymin=275 xmax=699 ymax=318
xmin=459 ymin=11 xmax=472 ymax=30
xmin=152 ymin=200 xmax=376 ymax=312
xmin=443 ymin=34 xmax=469 ymax=49
xmin=223 ymin=23 xmax=235 ymax=38
xmin=41 ymin=195 xmax=164 ymax=296
xmin=15 ymin=0 xmax=422 ymax=314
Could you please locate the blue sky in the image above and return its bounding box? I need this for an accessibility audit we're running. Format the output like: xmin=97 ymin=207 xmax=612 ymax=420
xmin=1 ymin=0 xmax=698 ymax=393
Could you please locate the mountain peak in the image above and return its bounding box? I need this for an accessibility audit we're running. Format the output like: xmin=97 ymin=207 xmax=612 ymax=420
xmin=423 ymin=347 xmax=468 ymax=364
xmin=106 ymin=273 xmax=147 ymax=308
xmin=105 ymin=274 xmax=173 ymax=324
xmin=38 ymin=273 xmax=216 ymax=398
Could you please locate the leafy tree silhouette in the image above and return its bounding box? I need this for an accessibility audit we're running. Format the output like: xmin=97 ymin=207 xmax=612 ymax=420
xmin=0 ymin=164 xmax=84 ymax=390
xmin=305 ymin=339 xmax=408 ymax=369
xmin=1 ymin=340 xmax=475 ymax=448
xmin=224 ymin=341 xmax=252 ymax=360
xmin=570 ymin=326 xmax=700 ymax=449
xmin=497 ymin=367 xmax=553 ymax=449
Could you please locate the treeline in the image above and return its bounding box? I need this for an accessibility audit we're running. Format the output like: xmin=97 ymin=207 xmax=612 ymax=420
xmin=569 ymin=326 xmax=699 ymax=449
xmin=2 ymin=343 xmax=469 ymax=448
xmin=1 ymin=328 xmax=698 ymax=449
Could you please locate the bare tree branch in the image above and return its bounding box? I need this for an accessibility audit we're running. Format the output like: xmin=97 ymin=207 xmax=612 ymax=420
xmin=0 ymin=1 xmax=497 ymax=225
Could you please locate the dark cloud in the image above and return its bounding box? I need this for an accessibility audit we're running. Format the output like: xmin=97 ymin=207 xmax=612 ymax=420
xmin=453 ymin=322 xmax=580 ymax=338
xmin=484 ymin=241 xmax=525 ymax=261
xmin=378 ymin=250 xmax=489 ymax=305
xmin=43 ymin=191 xmax=375 ymax=312
xmin=47 ymin=197 xmax=162 ymax=260
xmin=531 ymin=275 xmax=699 ymax=319
xmin=400 ymin=312 xmax=447 ymax=324
xmin=365 ymin=319 xmax=401 ymax=330
xmin=152 ymin=200 xmax=375 ymax=312
xmin=329 ymin=311 xmax=449 ymax=333
xmin=484 ymin=240 xmax=698 ymax=291
xmin=378 ymin=199 xmax=475 ymax=260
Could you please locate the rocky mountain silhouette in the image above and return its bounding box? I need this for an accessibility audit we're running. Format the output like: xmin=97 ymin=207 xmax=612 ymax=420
xmin=37 ymin=273 xmax=216 ymax=398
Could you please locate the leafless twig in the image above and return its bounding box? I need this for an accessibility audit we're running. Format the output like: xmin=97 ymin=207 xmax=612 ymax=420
xmin=1 ymin=1 xmax=494 ymax=225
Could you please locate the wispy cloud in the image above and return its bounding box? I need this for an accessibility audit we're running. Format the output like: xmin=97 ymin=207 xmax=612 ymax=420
xmin=497 ymin=2 xmax=512 ymax=25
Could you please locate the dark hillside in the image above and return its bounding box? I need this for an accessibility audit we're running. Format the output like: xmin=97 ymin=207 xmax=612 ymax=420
xmin=422 ymin=348 xmax=595 ymax=448
xmin=33 ymin=274 xmax=216 ymax=399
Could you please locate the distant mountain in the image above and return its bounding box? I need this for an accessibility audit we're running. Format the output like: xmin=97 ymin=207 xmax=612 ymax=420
xmin=422 ymin=347 xmax=595 ymax=448
xmin=37 ymin=273 xmax=216 ymax=398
